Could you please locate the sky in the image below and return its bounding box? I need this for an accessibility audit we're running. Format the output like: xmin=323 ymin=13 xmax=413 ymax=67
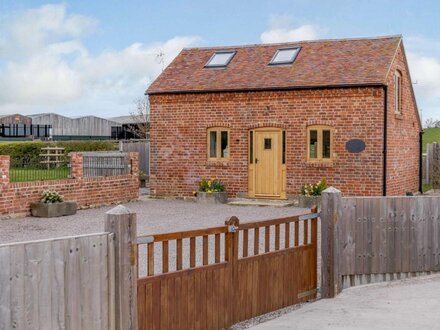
xmin=0 ymin=1 xmax=439 ymax=121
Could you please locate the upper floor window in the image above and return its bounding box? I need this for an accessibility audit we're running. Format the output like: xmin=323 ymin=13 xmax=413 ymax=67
xmin=394 ymin=70 xmax=402 ymax=114
xmin=205 ymin=51 xmax=236 ymax=68
xmin=269 ymin=47 xmax=300 ymax=65
xmin=207 ymin=127 xmax=229 ymax=160
xmin=307 ymin=125 xmax=333 ymax=162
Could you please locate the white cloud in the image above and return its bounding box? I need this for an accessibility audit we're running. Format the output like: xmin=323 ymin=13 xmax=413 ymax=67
xmin=260 ymin=16 xmax=322 ymax=43
xmin=0 ymin=3 xmax=200 ymax=117
xmin=408 ymin=52 xmax=440 ymax=100
xmin=2 ymin=4 xmax=97 ymax=59
xmin=405 ymin=36 xmax=440 ymax=120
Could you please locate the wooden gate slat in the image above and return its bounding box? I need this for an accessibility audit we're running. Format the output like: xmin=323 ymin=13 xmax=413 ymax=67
xmin=162 ymin=241 xmax=169 ymax=273
xmin=137 ymin=212 xmax=318 ymax=329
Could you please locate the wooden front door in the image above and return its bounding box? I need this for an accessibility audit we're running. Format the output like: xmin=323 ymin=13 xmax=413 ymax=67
xmin=249 ymin=129 xmax=285 ymax=198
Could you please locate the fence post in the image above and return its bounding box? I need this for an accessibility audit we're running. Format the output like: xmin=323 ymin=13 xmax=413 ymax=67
xmin=128 ymin=152 xmax=139 ymax=177
xmin=0 ymin=155 xmax=10 ymax=186
xmin=69 ymin=152 xmax=83 ymax=179
xmin=105 ymin=205 xmax=138 ymax=330
xmin=311 ymin=206 xmax=318 ymax=291
xmin=320 ymin=187 xmax=342 ymax=298
xmin=225 ymin=216 xmax=239 ymax=324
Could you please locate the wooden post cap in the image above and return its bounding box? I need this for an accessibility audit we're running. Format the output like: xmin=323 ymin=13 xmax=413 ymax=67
xmin=106 ymin=204 xmax=135 ymax=216
xmin=322 ymin=186 xmax=341 ymax=194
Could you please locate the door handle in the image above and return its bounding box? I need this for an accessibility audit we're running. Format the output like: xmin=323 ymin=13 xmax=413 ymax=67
xmin=255 ymin=158 xmax=259 ymax=164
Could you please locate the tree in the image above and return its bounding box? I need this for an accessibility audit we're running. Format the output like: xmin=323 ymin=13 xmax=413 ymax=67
xmin=424 ymin=118 xmax=439 ymax=129
xmin=126 ymin=96 xmax=150 ymax=139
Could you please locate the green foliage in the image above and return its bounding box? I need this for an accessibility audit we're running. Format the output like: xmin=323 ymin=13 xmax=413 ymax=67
xmin=198 ymin=177 xmax=225 ymax=193
xmin=423 ymin=128 xmax=440 ymax=153
xmin=422 ymin=183 xmax=432 ymax=193
xmin=41 ymin=190 xmax=64 ymax=204
xmin=54 ymin=140 xmax=117 ymax=154
xmin=301 ymin=178 xmax=328 ymax=196
xmin=0 ymin=141 xmax=45 ymax=162
xmin=0 ymin=140 xmax=117 ymax=161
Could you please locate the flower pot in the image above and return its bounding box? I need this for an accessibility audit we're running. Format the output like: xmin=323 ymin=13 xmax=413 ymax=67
xmin=196 ymin=192 xmax=228 ymax=204
xmin=298 ymin=195 xmax=321 ymax=209
xmin=30 ymin=202 xmax=78 ymax=218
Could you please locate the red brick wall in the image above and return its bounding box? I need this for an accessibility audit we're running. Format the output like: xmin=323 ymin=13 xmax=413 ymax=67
xmin=149 ymin=87 xmax=391 ymax=197
xmin=386 ymin=43 xmax=422 ymax=195
xmin=0 ymin=152 xmax=139 ymax=217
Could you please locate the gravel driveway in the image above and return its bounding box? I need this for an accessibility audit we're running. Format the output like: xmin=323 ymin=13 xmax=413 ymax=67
xmin=0 ymin=198 xmax=309 ymax=244
xmin=0 ymin=198 xmax=310 ymax=277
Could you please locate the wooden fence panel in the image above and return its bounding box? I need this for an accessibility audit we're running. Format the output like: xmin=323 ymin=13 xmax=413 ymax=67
xmin=120 ymin=140 xmax=149 ymax=175
xmin=426 ymin=142 xmax=440 ymax=188
xmin=0 ymin=233 xmax=114 ymax=330
xmin=137 ymin=212 xmax=318 ymax=329
xmin=339 ymin=196 xmax=440 ymax=286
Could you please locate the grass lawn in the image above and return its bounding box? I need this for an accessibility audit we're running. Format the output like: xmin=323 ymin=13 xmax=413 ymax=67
xmin=423 ymin=128 xmax=440 ymax=153
xmin=10 ymin=167 xmax=70 ymax=182
xmin=423 ymin=183 xmax=432 ymax=193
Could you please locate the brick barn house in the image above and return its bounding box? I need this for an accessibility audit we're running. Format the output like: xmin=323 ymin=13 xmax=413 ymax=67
xmin=147 ymin=35 xmax=422 ymax=198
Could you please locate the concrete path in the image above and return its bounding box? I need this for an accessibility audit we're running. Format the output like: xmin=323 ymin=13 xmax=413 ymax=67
xmin=251 ymin=275 xmax=440 ymax=330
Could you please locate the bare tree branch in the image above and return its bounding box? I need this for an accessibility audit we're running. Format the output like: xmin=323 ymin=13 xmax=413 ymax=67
xmin=126 ymin=96 xmax=150 ymax=139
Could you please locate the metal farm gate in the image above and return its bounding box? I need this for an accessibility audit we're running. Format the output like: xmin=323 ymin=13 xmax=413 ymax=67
xmin=136 ymin=210 xmax=318 ymax=329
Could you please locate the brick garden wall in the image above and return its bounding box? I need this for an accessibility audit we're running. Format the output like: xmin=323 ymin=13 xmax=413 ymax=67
xmin=0 ymin=152 xmax=139 ymax=217
xmin=149 ymin=87 xmax=391 ymax=198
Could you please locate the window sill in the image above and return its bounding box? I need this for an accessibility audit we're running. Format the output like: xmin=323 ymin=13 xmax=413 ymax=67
xmin=305 ymin=161 xmax=334 ymax=168
xmin=394 ymin=113 xmax=403 ymax=120
xmin=206 ymin=160 xmax=229 ymax=168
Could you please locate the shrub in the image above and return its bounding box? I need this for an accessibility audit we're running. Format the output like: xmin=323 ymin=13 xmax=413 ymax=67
xmin=0 ymin=140 xmax=117 ymax=162
xmin=55 ymin=140 xmax=117 ymax=154
xmin=300 ymin=178 xmax=328 ymax=196
xmin=41 ymin=190 xmax=64 ymax=203
xmin=198 ymin=177 xmax=225 ymax=193
xmin=0 ymin=141 xmax=45 ymax=162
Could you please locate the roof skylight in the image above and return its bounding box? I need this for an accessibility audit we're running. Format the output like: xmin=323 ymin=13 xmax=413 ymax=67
xmin=270 ymin=47 xmax=300 ymax=65
xmin=205 ymin=51 xmax=236 ymax=68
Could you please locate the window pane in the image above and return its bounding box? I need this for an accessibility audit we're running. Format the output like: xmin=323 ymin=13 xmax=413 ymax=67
xmin=206 ymin=52 xmax=235 ymax=67
xmin=322 ymin=130 xmax=331 ymax=159
xmin=249 ymin=131 xmax=253 ymax=164
xmin=395 ymin=75 xmax=401 ymax=113
xmin=264 ymin=138 xmax=272 ymax=150
xmin=309 ymin=130 xmax=318 ymax=159
xmin=210 ymin=131 xmax=217 ymax=158
xmin=221 ymin=131 xmax=228 ymax=158
xmin=271 ymin=48 xmax=300 ymax=64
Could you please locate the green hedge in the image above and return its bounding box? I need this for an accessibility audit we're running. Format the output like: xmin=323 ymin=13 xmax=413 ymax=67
xmin=0 ymin=140 xmax=117 ymax=161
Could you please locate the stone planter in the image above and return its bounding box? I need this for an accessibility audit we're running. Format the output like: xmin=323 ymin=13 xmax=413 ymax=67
xmin=30 ymin=202 xmax=78 ymax=218
xmin=196 ymin=192 xmax=228 ymax=204
xmin=298 ymin=195 xmax=321 ymax=209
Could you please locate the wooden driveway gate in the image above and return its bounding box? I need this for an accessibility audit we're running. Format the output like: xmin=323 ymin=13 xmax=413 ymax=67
xmin=136 ymin=210 xmax=318 ymax=329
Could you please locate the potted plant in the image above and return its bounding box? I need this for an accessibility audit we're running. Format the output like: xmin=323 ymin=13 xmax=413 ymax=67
xmin=298 ymin=178 xmax=328 ymax=208
xmin=195 ymin=178 xmax=228 ymax=204
xmin=31 ymin=190 xmax=77 ymax=218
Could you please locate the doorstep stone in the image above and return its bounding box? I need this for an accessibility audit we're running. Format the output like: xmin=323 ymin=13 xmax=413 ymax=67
xmin=228 ymin=198 xmax=295 ymax=207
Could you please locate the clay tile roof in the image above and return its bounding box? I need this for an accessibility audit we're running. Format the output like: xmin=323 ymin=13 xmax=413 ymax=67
xmin=147 ymin=35 xmax=401 ymax=94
